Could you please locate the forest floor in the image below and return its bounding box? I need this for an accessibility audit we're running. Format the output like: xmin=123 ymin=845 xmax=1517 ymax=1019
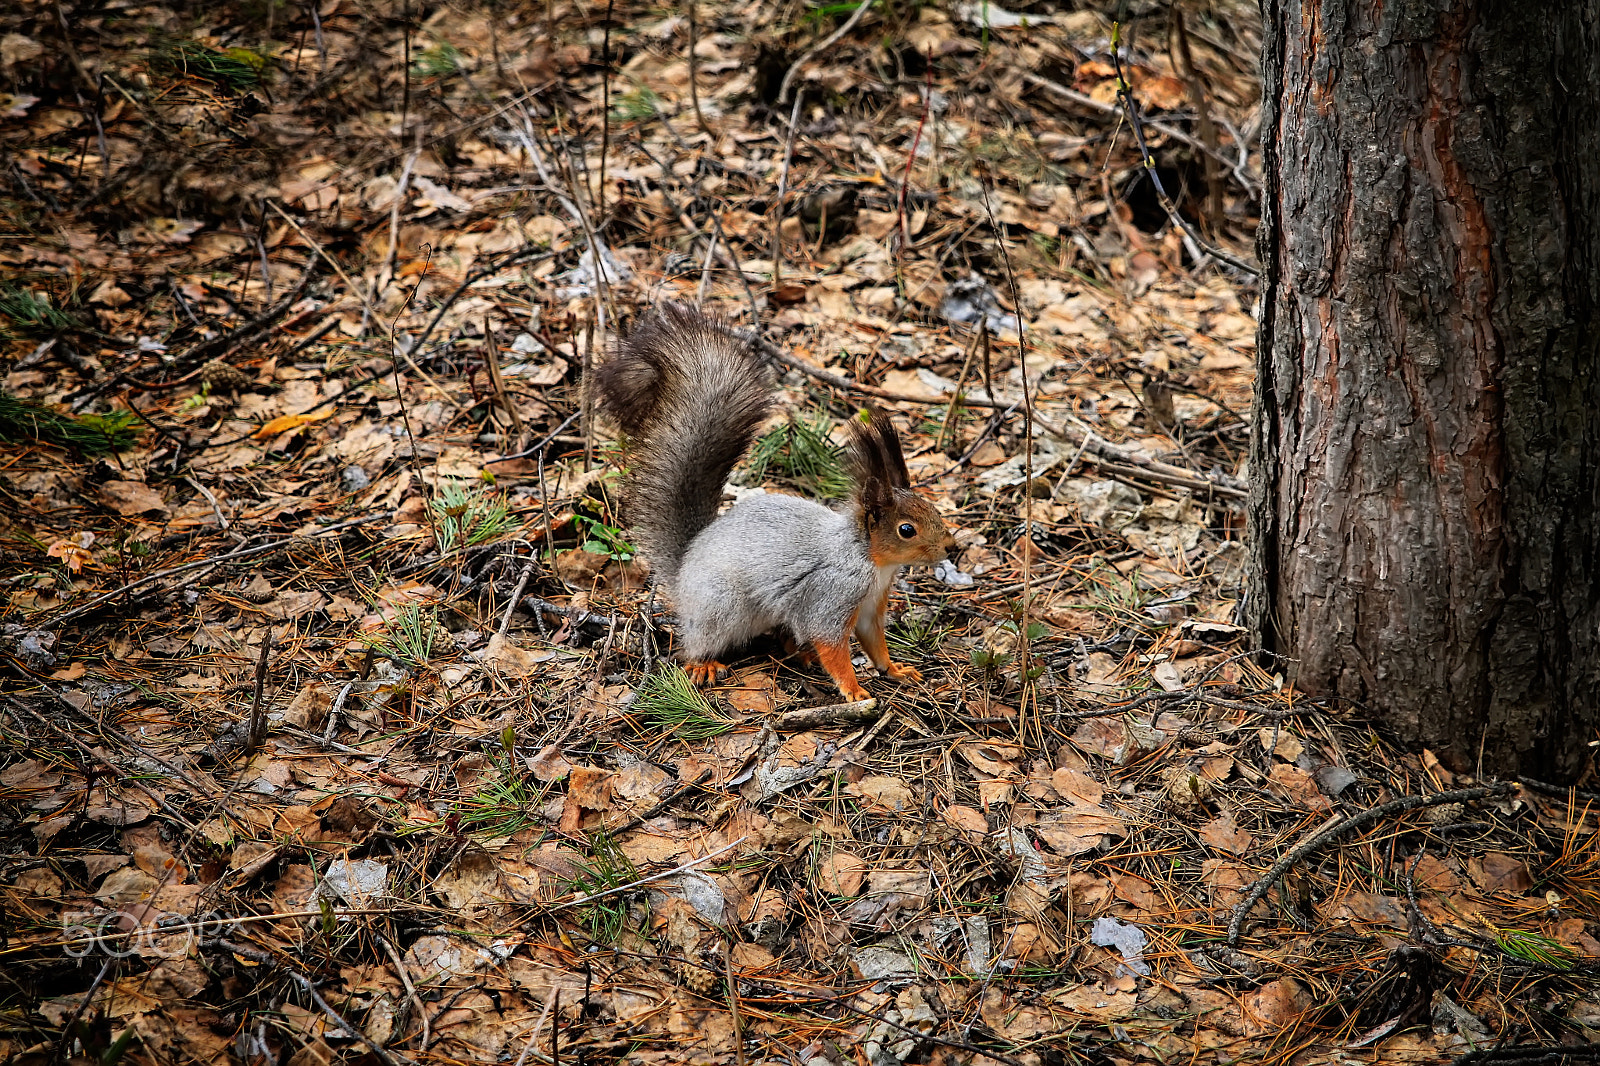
xmin=2 ymin=0 xmax=1599 ymax=1064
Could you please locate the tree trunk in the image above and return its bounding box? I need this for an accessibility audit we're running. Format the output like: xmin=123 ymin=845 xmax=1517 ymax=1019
xmin=1248 ymin=0 xmax=1600 ymax=780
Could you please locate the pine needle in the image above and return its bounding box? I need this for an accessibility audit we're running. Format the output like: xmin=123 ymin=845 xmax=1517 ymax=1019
xmin=151 ymin=40 xmax=267 ymax=91
xmin=0 ymin=391 xmax=140 ymax=455
xmin=0 ymin=286 xmax=88 ymax=336
xmin=744 ymin=411 xmax=853 ymax=499
xmin=635 ymin=666 xmax=734 ymax=740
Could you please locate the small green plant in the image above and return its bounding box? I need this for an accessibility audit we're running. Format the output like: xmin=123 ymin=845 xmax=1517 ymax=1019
xmin=952 ymin=130 xmax=1057 ymax=187
xmin=80 ymin=411 xmax=142 ymax=449
xmin=151 ymin=40 xmax=267 ymax=91
xmin=457 ymin=774 xmax=543 ymax=837
xmin=803 ymin=0 xmax=881 ymax=25
xmin=745 ymin=411 xmax=853 ymax=499
xmin=180 ymin=381 xmax=214 ymax=413
xmin=0 ymin=286 xmax=88 ymax=336
xmin=115 ymin=537 xmax=151 ymax=560
xmin=1081 ymin=564 xmax=1156 ymax=628
xmin=970 ymin=646 xmax=1010 ymax=673
xmin=411 ymin=42 xmax=463 ymax=78
xmin=0 ymin=390 xmax=139 ymax=455
xmin=431 ymin=482 xmax=516 ymax=551
xmin=889 ymin=608 xmax=952 ymax=654
xmin=455 ymin=734 xmax=548 ymax=838
xmin=60 ymin=1015 xmax=135 ymax=1066
xmin=562 ymin=832 xmax=641 ymax=945
xmin=1491 ymin=927 xmax=1575 ymax=970
xmin=634 ymin=666 xmax=734 ymax=740
xmin=610 ymin=87 xmax=662 ymax=123
xmin=992 ymin=616 xmax=1050 ymax=680
xmin=921 ymin=403 xmax=971 ymax=436
xmin=380 ymin=604 xmax=441 ymax=667
xmin=1004 ymin=618 xmax=1051 ymax=644
xmin=574 ymin=514 xmax=636 ymax=560
xmin=1030 ymin=233 xmax=1062 ymax=259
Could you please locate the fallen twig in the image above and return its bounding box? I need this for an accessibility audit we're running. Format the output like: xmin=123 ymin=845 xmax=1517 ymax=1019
xmin=770 ymin=698 xmax=880 ymax=731
xmin=409 ymin=246 xmax=555 ymax=363
xmin=770 ymin=89 xmax=805 ymax=286
xmin=53 ymin=959 xmax=112 ymax=1062
xmin=1106 ymin=23 xmax=1259 ymax=276
xmin=377 ymin=934 xmax=430 ymax=1051
xmin=778 ymin=0 xmax=875 ymax=104
xmin=244 ymin=627 xmax=273 ymax=754
xmin=544 ymin=836 xmax=747 ymax=913
xmin=724 ymin=928 xmax=747 ymax=1066
xmin=755 ymin=340 xmax=1247 ymax=499
xmin=182 ymin=475 xmax=230 ymax=529
xmin=498 ymin=555 xmax=542 ymax=639
xmin=1022 ymin=71 xmax=1260 ymax=201
xmin=116 ymin=258 xmax=321 ymax=390
xmin=3 ymin=694 xmax=214 ymax=825
xmin=1451 ymin=1044 xmax=1600 ymax=1066
xmin=1227 ymin=783 xmax=1516 ymax=946
xmin=48 ymin=511 xmax=393 ymax=626
xmin=517 ymin=594 xmax=622 ymax=636
xmin=212 ymin=939 xmax=417 ymax=1066
xmin=510 ymin=992 xmax=558 ymax=1066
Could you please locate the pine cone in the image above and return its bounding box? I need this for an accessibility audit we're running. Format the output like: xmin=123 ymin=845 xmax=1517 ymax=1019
xmin=200 ymin=360 xmax=254 ymax=392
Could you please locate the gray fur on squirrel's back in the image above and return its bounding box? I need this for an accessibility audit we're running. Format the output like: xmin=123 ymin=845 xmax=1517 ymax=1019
xmin=673 ymin=492 xmax=877 ymax=660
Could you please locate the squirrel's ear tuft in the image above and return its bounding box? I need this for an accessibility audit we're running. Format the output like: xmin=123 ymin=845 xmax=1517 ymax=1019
xmin=858 ymin=474 xmax=893 ymax=524
xmin=848 ymin=405 xmax=911 ymax=491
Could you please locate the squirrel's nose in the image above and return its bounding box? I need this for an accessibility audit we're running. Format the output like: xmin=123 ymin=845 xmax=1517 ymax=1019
xmin=942 ymin=532 xmax=957 ymax=556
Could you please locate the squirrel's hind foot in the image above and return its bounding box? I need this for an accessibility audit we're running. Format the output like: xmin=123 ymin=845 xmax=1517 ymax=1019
xmin=683 ymin=660 xmax=729 ymax=686
xmin=781 ymin=633 xmax=820 ymax=667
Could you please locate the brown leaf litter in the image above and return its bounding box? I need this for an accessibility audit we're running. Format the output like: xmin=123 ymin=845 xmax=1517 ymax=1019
xmin=2 ymin=0 xmax=1597 ymax=1064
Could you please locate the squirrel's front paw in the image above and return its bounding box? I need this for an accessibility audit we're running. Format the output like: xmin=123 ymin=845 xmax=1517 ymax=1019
xmin=884 ymin=662 xmax=923 ymax=683
xmin=838 ymin=682 xmax=871 ymax=703
xmin=684 ymin=660 xmax=728 ymax=686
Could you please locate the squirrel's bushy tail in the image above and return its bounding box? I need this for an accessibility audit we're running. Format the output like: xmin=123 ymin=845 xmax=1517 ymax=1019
xmin=594 ymin=304 xmax=774 ymax=588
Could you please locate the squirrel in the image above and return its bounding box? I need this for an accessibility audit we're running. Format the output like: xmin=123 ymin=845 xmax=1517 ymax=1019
xmin=595 ymin=303 xmax=956 ymax=702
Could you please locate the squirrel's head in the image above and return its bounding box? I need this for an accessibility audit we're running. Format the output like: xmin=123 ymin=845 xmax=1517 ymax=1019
xmin=849 ymin=406 xmax=958 ymax=567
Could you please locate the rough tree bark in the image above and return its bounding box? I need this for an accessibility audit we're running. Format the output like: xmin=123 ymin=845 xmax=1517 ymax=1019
xmin=1248 ymin=0 xmax=1600 ymax=779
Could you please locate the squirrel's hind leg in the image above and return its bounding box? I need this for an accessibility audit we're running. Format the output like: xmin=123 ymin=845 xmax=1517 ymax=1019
xmin=781 ymin=631 xmax=820 ymax=667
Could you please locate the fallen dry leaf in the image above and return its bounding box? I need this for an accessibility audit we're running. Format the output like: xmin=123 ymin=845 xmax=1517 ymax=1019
xmin=1199 ymin=812 xmax=1254 ymax=856
xmin=1033 ymin=803 xmax=1128 ymax=855
xmin=560 ymin=766 xmax=614 ymax=832
xmin=1466 ymin=852 xmax=1534 ymax=895
xmin=816 ymin=851 xmax=866 ymax=897
xmin=97 ymin=480 xmax=168 ymax=516
xmin=46 ymin=530 xmax=96 ymax=570
xmin=251 ymin=408 xmax=336 ymax=440
xmin=846 ymin=775 xmax=918 ymax=812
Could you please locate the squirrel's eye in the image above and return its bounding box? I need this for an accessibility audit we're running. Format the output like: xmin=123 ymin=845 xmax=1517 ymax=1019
xmin=897 ymin=523 xmax=917 ymax=539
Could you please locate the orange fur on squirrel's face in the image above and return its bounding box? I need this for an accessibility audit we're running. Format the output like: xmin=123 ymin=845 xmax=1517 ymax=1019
xmin=865 ymin=490 xmax=956 ymax=567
